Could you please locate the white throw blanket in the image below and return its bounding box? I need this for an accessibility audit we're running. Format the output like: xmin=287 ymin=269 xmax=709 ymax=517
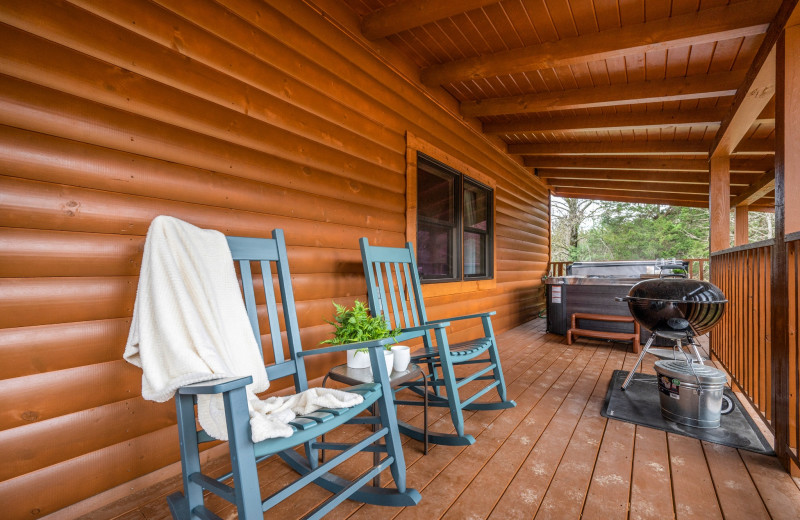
xmin=124 ymin=216 xmax=362 ymax=441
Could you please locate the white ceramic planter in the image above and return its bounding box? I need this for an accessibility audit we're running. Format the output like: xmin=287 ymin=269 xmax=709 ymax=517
xmin=346 ymin=349 xmax=393 ymax=376
xmin=382 ymin=351 xmax=394 ymax=377
xmin=346 ymin=349 xmax=371 ymax=369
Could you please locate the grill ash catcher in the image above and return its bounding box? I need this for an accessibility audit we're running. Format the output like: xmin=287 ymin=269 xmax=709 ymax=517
xmin=616 ymin=264 xmax=732 ymax=428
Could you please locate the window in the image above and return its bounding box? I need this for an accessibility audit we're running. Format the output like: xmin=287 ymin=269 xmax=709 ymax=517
xmin=416 ymin=153 xmax=493 ymax=282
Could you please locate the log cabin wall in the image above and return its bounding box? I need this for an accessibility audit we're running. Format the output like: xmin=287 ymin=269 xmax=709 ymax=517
xmin=0 ymin=0 xmax=549 ymax=516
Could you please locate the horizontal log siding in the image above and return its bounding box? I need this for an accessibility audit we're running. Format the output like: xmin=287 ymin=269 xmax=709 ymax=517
xmin=0 ymin=0 xmax=549 ymax=517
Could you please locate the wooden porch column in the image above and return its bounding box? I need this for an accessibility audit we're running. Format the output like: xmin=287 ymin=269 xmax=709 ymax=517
xmin=734 ymin=205 xmax=749 ymax=245
xmin=709 ymin=156 xmax=731 ymax=252
xmin=772 ymin=19 xmax=800 ymax=472
xmin=784 ymin=24 xmax=800 ymax=235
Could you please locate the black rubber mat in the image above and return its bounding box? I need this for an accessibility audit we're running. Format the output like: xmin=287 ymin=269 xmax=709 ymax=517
xmin=601 ymin=370 xmax=774 ymax=455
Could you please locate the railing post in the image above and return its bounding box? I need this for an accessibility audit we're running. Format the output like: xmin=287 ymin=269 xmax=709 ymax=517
xmin=772 ymin=19 xmax=800 ymax=472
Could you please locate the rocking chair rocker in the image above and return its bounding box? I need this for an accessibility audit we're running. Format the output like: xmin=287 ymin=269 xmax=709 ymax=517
xmin=167 ymin=230 xmax=420 ymax=519
xmin=359 ymin=238 xmax=516 ymax=447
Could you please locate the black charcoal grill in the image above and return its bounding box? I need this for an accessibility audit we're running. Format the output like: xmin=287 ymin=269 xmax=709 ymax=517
xmin=617 ymin=266 xmax=727 ymax=391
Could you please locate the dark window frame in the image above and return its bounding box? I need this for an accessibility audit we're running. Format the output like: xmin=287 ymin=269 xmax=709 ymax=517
xmin=416 ymin=152 xmax=494 ymax=284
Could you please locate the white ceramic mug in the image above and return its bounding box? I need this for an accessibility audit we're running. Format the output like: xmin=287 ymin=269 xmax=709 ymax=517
xmin=391 ymin=345 xmax=411 ymax=372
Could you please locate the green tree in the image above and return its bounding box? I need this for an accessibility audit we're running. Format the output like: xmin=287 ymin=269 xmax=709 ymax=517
xmin=550 ymin=197 xmax=600 ymax=262
xmin=569 ymin=202 xmax=710 ymax=261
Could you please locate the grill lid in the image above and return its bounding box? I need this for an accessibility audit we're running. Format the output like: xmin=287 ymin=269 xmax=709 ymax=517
xmin=625 ymin=277 xmax=727 ymax=304
xmin=655 ymin=359 xmax=728 ymax=385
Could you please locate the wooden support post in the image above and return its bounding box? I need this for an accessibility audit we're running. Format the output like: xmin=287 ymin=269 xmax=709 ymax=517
xmin=709 ymin=156 xmax=731 ymax=252
xmin=735 ymin=205 xmax=750 ymax=245
xmin=771 ymin=21 xmax=799 ymax=473
xmin=785 ymin=25 xmax=800 ymax=235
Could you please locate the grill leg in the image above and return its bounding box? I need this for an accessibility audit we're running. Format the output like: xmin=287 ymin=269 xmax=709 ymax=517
xmin=687 ymin=337 xmax=705 ymax=364
xmin=621 ymin=332 xmax=658 ymax=390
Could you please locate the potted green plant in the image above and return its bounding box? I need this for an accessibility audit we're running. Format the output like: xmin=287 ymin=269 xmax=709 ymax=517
xmin=321 ymin=300 xmax=400 ymax=373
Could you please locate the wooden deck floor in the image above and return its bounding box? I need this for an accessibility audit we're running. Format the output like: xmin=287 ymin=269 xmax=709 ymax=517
xmin=85 ymin=319 xmax=800 ymax=520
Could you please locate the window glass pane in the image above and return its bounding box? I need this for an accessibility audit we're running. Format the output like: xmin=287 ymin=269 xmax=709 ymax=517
xmin=464 ymin=232 xmax=486 ymax=277
xmin=464 ymin=184 xmax=488 ymax=230
xmin=418 ymin=162 xmax=454 ymax=224
xmin=417 ymin=222 xmax=454 ymax=279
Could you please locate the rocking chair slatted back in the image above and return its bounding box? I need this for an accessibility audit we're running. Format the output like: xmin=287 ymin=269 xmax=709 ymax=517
xmin=226 ymin=233 xmax=307 ymax=391
xmin=361 ymin=243 xmax=427 ymax=338
xmin=165 ymin=229 xmax=421 ymax=520
xmin=360 ymin=237 xmax=517 ymax=447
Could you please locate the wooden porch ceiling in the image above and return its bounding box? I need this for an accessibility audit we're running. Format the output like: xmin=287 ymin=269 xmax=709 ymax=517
xmin=341 ymin=0 xmax=791 ymax=210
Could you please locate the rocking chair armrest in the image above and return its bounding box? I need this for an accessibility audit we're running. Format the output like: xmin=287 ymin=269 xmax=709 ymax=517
xmin=428 ymin=311 xmax=496 ymax=324
xmin=297 ymin=337 xmax=395 ymax=357
xmin=399 ymin=323 xmax=450 ymax=335
xmin=177 ymin=376 xmax=253 ymax=395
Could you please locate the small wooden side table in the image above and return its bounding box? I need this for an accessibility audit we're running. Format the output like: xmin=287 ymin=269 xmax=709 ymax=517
xmin=322 ymin=363 xmax=429 ymax=485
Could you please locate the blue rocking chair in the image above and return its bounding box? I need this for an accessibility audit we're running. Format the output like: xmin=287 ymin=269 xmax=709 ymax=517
xmin=167 ymin=230 xmax=421 ymax=520
xmin=359 ymin=238 xmax=516 ymax=447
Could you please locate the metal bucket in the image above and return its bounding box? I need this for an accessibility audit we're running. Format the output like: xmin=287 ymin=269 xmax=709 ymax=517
xmin=654 ymin=360 xmax=727 ymax=428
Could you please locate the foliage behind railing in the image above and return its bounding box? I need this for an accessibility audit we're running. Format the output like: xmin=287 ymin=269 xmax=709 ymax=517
xmin=547 ymin=258 xmax=708 ymax=279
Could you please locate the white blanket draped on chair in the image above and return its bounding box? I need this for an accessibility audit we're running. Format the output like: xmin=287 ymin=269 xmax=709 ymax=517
xmin=124 ymin=216 xmax=361 ymax=441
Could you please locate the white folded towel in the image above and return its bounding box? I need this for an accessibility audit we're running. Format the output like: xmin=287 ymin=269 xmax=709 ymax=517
xmin=124 ymin=216 xmax=362 ymax=441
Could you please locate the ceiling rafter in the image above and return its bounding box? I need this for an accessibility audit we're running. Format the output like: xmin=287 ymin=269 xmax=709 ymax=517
xmin=461 ymin=70 xmax=744 ymax=117
xmin=508 ymin=139 xmax=773 ymax=157
xmin=710 ymin=1 xmax=798 ymax=157
xmin=710 ymin=48 xmax=776 ymax=158
xmin=730 ymin=170 xmax=776 ymax=208
xmin=523 ymin=156 xmax=773 ymax=172
xmin=361 ymin=0 xmax=500 ymax=40
xmin=535 ymin=169 xmax=759 ymax=186
xmin=546 ymin=178 xmax=721 ymax=196
xmin=420 ymin=0 xmax=777 ymax=86
xmin=482 ymin=108 xmax=727 ymax=135
xmin=551 ymin=189 xmax=774 ymax=210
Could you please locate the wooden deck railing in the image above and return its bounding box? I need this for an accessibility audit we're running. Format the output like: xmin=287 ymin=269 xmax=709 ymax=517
xmin=548 ymin=261 xmax=572 ymax=276
xmin=710 ymin=240 xmax=773 ymax=423
xmin=683 ymin=258 xmax=708 ymax=280
xmin=547 ymin=258 xmax=708 ymax=279
xmin=711 ymin=234 xmax=800 ymax=472
xmin=788 ymin=235 xmax=799 ymax=464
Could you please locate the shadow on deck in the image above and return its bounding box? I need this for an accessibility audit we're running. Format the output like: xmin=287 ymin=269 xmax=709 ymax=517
xmin=84 ymin=319 xmax=800 ymax=520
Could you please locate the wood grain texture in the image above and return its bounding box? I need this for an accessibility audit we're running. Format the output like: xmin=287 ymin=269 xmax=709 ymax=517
xmin=462 ymin=71 xmax=744 ymax=117
xmin=483 ymin=108 xmax=727 ymax=135
xmin=420 ymin=0 xmax=776 ymax=85
xmin=735 ymin=205 xmax=750 ymax=246
xmin=710 ymin=156 xmax=732 ymax=252
xmin=0 ymin=0 xmax=549 ymax=515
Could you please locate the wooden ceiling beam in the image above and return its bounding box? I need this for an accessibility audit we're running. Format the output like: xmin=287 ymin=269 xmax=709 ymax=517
xmin=535 ymin=169 xmax=759 ymax=186
xmin=710 ymin=0 xmax=799 ymax=158
xmin=421 ymin=0 xmax=777 ymax=86
xmin=756 ymin=97 xmax=776 ymax=122
xmin=483 ymin=108 xmax=726 ymax=135
xmin=735 ymin=137 xmax=775 ymax=154
xmin=509 ymin=138 xmax=773 ymax=156
xmin=551 ymin=188 xmax=774 ymax=210
xmin=710 ymin=48 xmax=776 ymax=157
xmin=523 ymin=156 xmax=772 ymax=172
xmin=511 ymin=141 xmax=709 ymax=156
xmin=730 ymin=170 xmax=776 ymax=208
xmin=551 ymin=188 xmax=713 ymax=207
xmin=361 ymin=0 xmax=500 ymax=40
xmin=462 ymin=71 xmax=743 ymax=117
xmin=546 ymin=178 xmax=715 ymax=195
